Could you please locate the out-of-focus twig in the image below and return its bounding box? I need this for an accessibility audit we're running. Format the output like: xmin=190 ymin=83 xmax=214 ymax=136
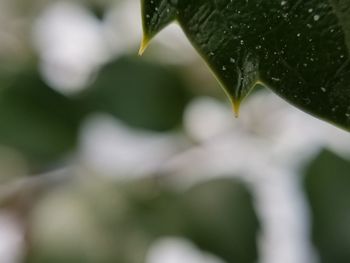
xmin=0 ymin=167 xmax=75 ymax=209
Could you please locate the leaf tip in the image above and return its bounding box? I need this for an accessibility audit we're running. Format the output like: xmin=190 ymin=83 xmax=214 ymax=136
xmin=138 ymin=35 xmax=150 ymax=56
xmin=232 ymin=99 xmax=241 ymax=118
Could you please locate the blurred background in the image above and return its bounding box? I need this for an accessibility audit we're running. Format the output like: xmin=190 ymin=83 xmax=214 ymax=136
xmin=0 ymin=0 xmax=350 ymax=262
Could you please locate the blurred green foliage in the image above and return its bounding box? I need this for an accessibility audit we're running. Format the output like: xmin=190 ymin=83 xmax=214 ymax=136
xmin=81 ymin=56 xmax=192 ymax=131
xmin=0 ymin=71 xmax=84 ymax=170
xmin=181 ymin=180 xmax=259 ymax=263
xmin=26 ymin=178 xmax=259 ymax=263
xmin=304 ymin=150 xmax=350 ymax=263
xmin=0 ymin=56 xmax=191 ymax=171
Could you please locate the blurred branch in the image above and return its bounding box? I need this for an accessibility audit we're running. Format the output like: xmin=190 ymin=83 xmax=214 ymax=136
xmin=0 ymin=167 xmax=75 ymax=209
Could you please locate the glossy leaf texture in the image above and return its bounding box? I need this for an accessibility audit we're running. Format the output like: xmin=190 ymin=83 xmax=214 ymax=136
xmin=140 ymin=0 xmax=350 ymax=130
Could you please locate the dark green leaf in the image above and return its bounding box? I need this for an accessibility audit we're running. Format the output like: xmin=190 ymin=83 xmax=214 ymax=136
xmin=141 ymin=0 xmax=350 ymax=130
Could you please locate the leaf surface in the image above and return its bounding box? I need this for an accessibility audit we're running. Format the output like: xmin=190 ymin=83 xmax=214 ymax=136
xmin=140 ymin=0 xmax=350 ymax=130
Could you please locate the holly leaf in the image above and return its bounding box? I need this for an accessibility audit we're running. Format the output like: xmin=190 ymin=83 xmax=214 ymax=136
xmin=140 ymin=0 xmax=350 ymax=130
